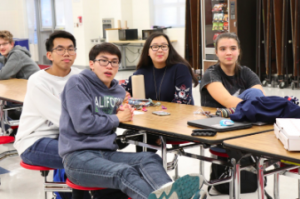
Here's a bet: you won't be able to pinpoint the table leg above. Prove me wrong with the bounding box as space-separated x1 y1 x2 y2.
199 145 204 176
231 158 240 199
273 162 280 199
298 168 300 199
141 130 147 152
159 136 167 171
121 45 127 70
0 100 5 135
229 167 234 199
257 158 265 199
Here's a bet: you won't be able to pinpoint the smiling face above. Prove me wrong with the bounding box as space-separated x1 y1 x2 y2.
46 37 76 73
0 38 14 57
148 36 169 68
89 52 119 88
215 38 240 69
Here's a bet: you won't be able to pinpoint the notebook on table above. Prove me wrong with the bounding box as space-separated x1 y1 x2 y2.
187 117 252 132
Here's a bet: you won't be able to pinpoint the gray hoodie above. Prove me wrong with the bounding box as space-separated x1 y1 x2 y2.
59 69 125 158
0 45 40 80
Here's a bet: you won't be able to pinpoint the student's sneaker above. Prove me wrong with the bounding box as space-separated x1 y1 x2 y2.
148 174 204 199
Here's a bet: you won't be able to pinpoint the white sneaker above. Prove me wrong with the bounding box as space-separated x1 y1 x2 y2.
148 174 204 199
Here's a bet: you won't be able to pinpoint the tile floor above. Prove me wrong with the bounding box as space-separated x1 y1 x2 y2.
0 70 300 199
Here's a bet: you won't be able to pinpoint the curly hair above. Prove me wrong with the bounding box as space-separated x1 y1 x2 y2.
0 30 14 43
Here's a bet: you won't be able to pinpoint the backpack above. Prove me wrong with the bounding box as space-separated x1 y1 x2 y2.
208 155 266 194
53 169 72 199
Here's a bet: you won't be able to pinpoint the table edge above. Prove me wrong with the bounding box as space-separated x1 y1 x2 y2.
223 139 300 164
119 124 273 145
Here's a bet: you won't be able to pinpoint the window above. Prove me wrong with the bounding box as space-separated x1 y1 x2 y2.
153 0 186 27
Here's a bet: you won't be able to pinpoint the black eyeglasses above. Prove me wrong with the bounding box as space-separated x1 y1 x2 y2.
52 47 77 55
150 44 169 51
94 59 119 68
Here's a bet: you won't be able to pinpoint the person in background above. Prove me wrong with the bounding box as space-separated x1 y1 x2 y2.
0 30 40 136
123 32 198 151
58 42 203 199
200 32 265 109
0 30 39 80
200 32 267 195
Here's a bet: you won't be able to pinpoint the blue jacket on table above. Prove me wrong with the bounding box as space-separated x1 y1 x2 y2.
125 63 194 105
230 96 300 123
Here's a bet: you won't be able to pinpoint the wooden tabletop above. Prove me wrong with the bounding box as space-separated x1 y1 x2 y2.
110 40 177 44
119 102 274 144
0 79 27 103
223 131 300 164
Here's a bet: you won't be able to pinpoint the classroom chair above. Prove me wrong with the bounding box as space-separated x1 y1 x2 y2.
66 179 104 199
165 140 190 180
209 148 274 199
0 135 17 185
209 147 229 159
0 136 17 162
21 161 132 199
20 161 71 199
66 179 132 199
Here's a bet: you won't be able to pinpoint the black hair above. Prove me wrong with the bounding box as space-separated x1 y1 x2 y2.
89 43 121 62
214 32 242 74
45 30 76 52
137 32 198 87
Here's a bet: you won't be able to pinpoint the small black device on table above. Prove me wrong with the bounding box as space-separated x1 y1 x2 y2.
191 129 217 136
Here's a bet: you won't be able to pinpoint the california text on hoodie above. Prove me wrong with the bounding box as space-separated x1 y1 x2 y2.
58 69 125 159
0 45 40 80
14 67 82 156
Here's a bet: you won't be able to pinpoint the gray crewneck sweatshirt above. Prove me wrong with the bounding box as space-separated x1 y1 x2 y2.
59 69 125 158
0 45 40 80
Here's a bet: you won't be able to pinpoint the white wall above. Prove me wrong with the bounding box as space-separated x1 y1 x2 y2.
99 0 122 38
164 27 185 57
0 0 28 39
120 0 133 29
132 0 153 38
0 0 186 67
72 0 101 66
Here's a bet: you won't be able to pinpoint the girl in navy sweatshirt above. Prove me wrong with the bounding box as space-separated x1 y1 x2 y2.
124 32 198 151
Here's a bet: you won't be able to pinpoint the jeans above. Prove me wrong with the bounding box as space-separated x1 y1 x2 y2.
238 88 264 101
21 138 64 169
63 150 172 199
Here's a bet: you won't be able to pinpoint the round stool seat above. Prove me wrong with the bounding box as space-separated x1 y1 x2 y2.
20 161 55 171
209 148 229 158
167 141 189 145
280 162 299 173
66 179 104 191
0 136 15 144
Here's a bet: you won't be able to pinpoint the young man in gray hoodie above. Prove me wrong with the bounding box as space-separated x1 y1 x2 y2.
58 43 203 199
0 30 40 80
0 30 40 136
